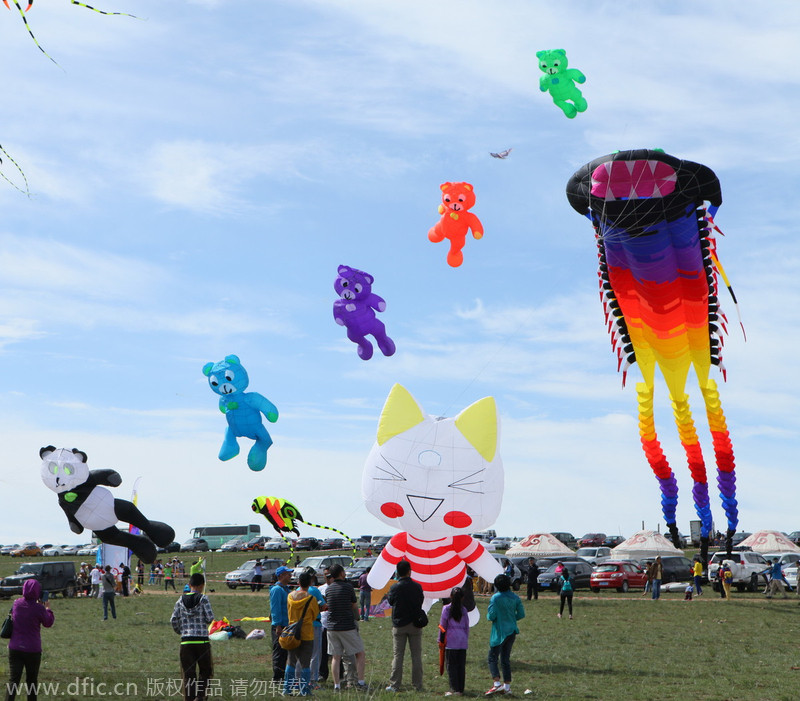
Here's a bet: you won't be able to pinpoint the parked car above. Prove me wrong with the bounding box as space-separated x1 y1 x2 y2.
220 537 249 552
730 532 752 547
371 536 392 552
641 556 694 584
353 536 373 550
180 538 210 552
708 550 769 591
320 538 345 550
0 544 20 556
549 532 578 550
225 558 285 589
345 557 378 585
293 555 353 582
489 538 512 551
602 535 625 548
537 561 594 591
295 537 321 551
787 531 800 545
242 537 270 551
76 544 98 557
0 561 78 599
590 561 648 593
157 542 181 553
263 537 290 551
492 555 523 591
575 546 612 566
577 533 607 548
41 545 74 557
10 543 41 558
471 530 497 543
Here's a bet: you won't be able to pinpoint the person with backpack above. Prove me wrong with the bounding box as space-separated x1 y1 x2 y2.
558 568 574 620
283 571 320 696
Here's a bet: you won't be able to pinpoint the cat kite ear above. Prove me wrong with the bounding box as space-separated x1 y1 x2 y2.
455 397 498 462
377 384 425 446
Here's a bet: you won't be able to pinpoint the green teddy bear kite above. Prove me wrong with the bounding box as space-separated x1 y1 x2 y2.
537 49 587 119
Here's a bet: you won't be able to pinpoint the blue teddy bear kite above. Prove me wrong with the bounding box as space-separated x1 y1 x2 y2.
202 355 278 471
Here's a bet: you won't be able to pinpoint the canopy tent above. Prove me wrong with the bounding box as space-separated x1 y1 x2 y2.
504 533 573 558
737 530 800 553
610 530 683 560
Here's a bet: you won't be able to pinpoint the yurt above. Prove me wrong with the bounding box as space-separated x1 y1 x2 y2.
610 530 683 560
737 530 800 553
504 533 573 558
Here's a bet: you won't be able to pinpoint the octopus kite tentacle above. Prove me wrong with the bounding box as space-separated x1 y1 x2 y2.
567 149 741 563
0 143 30 196
4 0 140 67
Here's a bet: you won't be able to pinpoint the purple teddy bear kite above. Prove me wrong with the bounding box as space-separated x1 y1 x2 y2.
333 265 396 360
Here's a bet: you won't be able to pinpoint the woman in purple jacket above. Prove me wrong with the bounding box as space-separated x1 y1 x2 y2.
438 586 469 696
6 579 55 701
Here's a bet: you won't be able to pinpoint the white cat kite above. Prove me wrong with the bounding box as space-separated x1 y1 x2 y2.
362 384 503 622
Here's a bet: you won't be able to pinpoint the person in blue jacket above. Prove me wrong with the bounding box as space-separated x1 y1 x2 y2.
485 574 525 696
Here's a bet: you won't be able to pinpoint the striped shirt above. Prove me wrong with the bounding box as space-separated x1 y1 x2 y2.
379 532 487 599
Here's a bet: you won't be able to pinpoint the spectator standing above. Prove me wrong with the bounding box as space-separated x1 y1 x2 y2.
651 557 663 600
358 568 372 622
101 566 117 621
439 586 469 696
722 563 733 599
715 562 727 598
269 566 292 682
485 573 525 696
136 560 145 587
164 561 177 592
557 569 574 620
5 579 54 701
325 564 367 692
251 560 264 593
190 557 205 578
526 558 539 602
385 560 425 693
90 565 102 598
284 571 321 696
642 560 654 597
692 557 703 596
171 572 215 701
305 569 327 690
149 563 156 585
120 563 131 597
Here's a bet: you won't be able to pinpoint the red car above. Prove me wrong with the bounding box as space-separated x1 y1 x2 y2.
577 533 606 547
590 561 648 593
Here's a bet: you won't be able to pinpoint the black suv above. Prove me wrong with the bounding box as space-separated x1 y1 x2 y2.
0 561 78 598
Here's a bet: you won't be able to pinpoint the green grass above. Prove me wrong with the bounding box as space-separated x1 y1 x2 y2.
2 553 800 700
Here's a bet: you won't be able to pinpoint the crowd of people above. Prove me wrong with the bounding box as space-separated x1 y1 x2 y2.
7 551 800 700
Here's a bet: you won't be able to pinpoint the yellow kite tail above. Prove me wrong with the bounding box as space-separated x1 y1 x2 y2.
710 250 745 342
298 520 357 559
0 144 31 196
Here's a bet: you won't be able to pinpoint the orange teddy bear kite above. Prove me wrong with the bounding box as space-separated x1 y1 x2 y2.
427 182 483 267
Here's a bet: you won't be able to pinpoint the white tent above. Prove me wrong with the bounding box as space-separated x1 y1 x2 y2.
504 533 573 558
610 530 683 560
737 530 800 553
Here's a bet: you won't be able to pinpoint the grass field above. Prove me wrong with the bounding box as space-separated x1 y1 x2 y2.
1 551 799 700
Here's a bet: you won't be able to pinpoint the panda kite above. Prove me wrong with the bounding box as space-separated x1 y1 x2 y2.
39 446 175 564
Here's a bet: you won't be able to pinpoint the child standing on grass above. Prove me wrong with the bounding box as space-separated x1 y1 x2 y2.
485 574 525 696
171 573 215 701
439 586 469 696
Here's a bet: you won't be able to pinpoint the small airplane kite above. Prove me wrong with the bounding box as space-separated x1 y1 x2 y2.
489 148 512 159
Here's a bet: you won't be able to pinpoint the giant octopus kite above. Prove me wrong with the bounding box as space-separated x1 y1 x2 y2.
567 149 741 561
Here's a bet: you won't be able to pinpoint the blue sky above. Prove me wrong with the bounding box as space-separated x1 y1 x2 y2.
1 0 799 547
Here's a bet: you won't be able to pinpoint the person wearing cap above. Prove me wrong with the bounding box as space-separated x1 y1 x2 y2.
270 565 292 681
